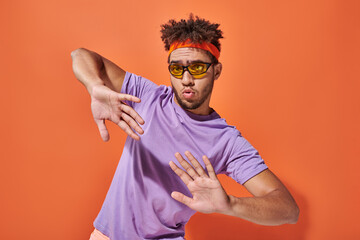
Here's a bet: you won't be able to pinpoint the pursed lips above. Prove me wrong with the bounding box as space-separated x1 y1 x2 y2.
182 88 196 99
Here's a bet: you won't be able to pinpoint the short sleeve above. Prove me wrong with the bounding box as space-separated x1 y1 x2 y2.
225 135 268 184
120 72 157 108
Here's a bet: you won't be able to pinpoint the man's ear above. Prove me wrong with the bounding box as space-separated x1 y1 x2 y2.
213 62 222 80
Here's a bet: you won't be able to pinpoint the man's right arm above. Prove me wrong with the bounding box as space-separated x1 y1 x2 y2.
71 48 144 141
71 48 126 94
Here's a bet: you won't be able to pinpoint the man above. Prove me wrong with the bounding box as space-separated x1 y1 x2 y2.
71 15 299 240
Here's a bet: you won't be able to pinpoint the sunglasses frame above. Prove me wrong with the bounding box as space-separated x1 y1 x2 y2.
168 62 212 78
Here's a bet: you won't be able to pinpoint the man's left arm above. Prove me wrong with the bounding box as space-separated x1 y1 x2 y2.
227 169 299 225
169 151 299 226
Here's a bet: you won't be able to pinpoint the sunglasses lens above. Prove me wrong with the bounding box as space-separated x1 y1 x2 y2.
188 63 208 75
169 64 183 76
169 63 211 78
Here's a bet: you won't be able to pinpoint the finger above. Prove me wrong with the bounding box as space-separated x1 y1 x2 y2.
175 152 199 179
171 191 193 207
119 104 145 125
95 119 110 142
184 151 207 177
169 161 192 185
118 93 141 103
202 155 217 179
119 111 144 134
117 120 140 141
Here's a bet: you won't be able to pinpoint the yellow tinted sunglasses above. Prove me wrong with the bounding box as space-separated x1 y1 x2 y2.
168 62 212 79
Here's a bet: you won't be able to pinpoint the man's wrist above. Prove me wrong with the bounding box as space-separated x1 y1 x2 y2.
217 195 238 216
87 80 105 96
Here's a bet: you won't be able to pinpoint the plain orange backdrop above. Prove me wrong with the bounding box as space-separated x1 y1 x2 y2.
1 0 359 239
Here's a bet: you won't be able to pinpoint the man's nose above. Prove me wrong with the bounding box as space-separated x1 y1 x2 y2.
181 70 194 86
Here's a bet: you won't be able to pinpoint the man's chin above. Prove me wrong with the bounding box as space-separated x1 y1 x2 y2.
173 91 201 110
178 99 200 110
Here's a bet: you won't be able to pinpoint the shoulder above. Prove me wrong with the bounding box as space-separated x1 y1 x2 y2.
122 72 158 92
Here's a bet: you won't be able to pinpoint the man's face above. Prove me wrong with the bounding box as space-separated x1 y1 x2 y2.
169 47 221 115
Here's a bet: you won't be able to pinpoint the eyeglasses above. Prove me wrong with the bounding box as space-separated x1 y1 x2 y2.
168 62 212 79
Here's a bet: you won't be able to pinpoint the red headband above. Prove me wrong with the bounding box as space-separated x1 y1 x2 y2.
168 39 220 60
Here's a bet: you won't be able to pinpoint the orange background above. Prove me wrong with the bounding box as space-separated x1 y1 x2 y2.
1 0 359 239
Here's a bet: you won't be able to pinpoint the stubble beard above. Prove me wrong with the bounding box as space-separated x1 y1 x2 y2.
172 79 214 111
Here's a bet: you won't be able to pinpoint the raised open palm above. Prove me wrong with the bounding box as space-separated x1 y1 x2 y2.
91 85 145 141
169 151 231 214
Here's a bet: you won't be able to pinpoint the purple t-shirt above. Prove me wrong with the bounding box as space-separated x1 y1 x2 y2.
94 72 268 240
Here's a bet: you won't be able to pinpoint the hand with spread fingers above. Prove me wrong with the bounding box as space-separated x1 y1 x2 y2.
169 151 231 214
91 85 145 142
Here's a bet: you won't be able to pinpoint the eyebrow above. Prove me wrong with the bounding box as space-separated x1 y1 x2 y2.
170 60 209 64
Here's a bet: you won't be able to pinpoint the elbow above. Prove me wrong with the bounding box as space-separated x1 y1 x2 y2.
287 203 300 224
71 47 88 59
270 203 299 226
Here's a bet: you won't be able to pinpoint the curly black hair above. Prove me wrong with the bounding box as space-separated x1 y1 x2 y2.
160 14 223 61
